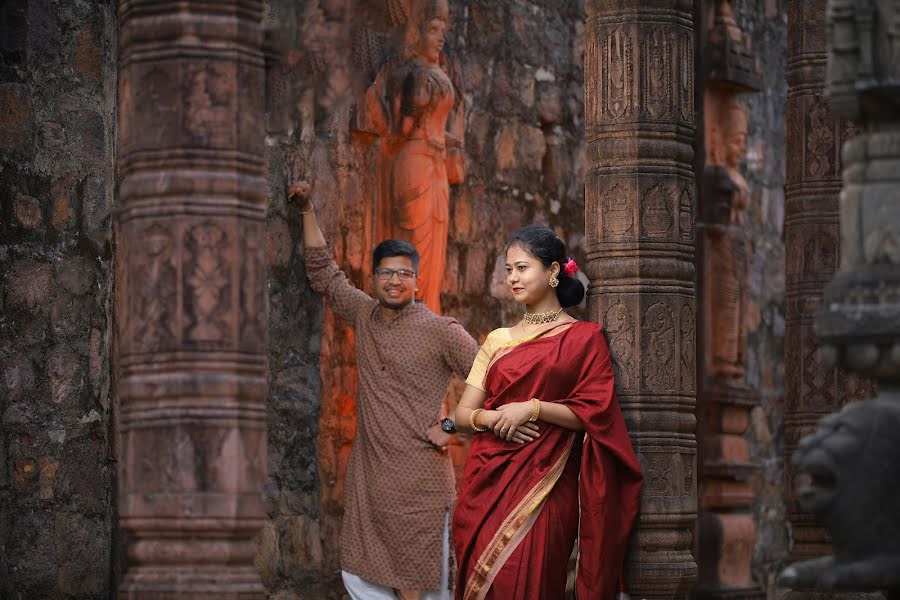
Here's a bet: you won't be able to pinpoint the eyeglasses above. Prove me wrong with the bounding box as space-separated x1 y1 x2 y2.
374 267 417 282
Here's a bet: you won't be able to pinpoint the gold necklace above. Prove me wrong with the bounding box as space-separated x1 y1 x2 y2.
523 307 564 325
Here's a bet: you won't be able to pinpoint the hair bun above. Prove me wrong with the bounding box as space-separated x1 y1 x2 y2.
556 272 584 308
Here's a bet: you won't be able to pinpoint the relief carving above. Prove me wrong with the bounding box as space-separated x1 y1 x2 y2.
703 94 751 380
605 301 636 391
641 182 674 238
602 182 634 238
354 0 463 313
135 224 177 353
605 28 633 120
240 223 265 351
680 304 695 393
642 301 676 392
641 28 672 119
679 30 694 122
185 63 235 147
679 187 694 241
806 97 836 178
184 223 231 346
802 230 838 279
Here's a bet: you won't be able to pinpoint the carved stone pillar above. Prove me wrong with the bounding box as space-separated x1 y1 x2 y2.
777 0 900 593
694 3 763 599
116 1 268 596
784 0 872 577
584 1 698 597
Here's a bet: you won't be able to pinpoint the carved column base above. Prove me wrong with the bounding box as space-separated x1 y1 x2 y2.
120 567 264 599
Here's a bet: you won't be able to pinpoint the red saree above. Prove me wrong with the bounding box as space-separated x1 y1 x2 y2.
453 321 643 600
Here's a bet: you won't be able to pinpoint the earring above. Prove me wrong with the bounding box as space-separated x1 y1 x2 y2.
549 275 559 288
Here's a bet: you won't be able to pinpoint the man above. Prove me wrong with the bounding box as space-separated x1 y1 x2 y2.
289 181 478 600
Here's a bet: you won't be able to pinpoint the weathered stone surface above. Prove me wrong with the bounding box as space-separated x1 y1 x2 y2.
695 6 764 597
0 2 116 598
115 0 269 596
583 1 698 596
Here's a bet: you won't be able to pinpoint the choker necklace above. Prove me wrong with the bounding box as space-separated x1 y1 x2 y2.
523 307 564 325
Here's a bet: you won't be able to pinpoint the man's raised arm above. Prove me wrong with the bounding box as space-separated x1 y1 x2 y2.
288 182 370 325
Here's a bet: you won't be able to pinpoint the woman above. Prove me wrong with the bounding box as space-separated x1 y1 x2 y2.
453 225 643 600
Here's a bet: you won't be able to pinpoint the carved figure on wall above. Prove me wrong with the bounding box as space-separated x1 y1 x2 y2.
703 95 751 379
355 0 465 313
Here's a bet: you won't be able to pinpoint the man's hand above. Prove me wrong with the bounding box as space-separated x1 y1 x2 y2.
287 181 313 213
426 423 452 451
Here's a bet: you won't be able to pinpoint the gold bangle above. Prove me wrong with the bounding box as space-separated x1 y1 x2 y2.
470 408 488 432
528 398 541 422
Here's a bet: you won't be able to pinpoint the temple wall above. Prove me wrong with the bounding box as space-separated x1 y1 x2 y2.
730 1 792 596
0 0 117 596
0 1 803 598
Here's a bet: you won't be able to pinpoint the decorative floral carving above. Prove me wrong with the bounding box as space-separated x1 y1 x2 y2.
642 301 676 391
605 28 633 120
680 303 695 394
184 223 231 346
605 301 636 391
641 28 672 119
806 98 835 178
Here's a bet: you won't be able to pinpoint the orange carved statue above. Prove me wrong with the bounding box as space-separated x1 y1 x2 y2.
355 0 464 313
703 95 750 378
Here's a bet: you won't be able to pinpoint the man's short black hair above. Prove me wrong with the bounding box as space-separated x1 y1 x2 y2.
372 239 420 272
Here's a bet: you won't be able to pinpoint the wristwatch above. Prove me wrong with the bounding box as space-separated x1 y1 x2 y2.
440 418 456 434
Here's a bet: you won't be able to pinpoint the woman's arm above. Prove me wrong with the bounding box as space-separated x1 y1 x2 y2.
455 385 539 443
532 401 584 431
493 399 584 441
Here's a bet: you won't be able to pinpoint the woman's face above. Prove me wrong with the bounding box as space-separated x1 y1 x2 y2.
505 243 557 306
418 17 447 64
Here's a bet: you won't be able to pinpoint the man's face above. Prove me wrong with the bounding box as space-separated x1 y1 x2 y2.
372 255 418 310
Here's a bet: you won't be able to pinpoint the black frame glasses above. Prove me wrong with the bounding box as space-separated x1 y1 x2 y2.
374 267 417 282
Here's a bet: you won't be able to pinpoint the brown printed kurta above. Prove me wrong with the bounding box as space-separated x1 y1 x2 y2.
304 246 478 591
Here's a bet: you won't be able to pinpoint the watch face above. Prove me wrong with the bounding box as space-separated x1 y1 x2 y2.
441 418 456 433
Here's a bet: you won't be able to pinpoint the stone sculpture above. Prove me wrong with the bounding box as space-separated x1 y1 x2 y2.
695 11 761 594
355 0 464 313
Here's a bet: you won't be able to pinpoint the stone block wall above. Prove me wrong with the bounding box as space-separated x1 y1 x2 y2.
732 0 791 596
0 0 117 597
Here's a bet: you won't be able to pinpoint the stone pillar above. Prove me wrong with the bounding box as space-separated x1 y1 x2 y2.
783 0 872 575
584 1 698 597
115 1 268 596
777 0 900 593
694 3 763 599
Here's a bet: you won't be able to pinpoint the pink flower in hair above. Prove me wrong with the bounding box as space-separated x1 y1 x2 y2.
563 257 579 276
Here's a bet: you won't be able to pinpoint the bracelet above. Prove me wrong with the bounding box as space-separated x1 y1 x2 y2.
528 398 541 422
470 408 488 432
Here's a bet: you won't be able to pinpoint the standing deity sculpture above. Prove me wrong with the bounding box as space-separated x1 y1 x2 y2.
354 0 464 313
703 95 751 379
